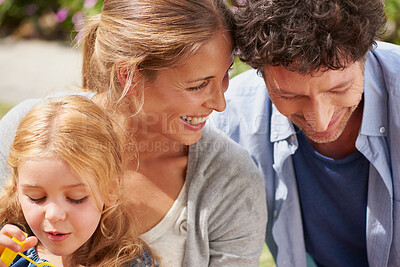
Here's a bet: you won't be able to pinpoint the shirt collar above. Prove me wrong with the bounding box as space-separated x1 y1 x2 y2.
359 51 388 137
270 104 296 142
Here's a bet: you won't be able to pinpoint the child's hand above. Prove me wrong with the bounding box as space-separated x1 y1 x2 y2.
0 224 38 260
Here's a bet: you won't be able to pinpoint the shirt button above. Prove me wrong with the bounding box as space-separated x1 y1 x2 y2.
379 127 386 134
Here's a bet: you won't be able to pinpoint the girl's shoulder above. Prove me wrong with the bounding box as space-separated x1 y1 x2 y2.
130 246 159 267
9 247 46 267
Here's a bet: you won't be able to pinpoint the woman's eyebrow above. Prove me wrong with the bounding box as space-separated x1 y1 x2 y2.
187 76 215 83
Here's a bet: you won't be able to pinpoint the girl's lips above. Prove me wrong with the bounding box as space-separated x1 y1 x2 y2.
45 232 71 242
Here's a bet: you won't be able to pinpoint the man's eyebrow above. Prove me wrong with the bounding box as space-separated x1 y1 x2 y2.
328 80 353 91
269 86 297 95
269 79 353 95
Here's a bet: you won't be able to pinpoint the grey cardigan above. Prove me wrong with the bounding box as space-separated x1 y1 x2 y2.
0 92 267 266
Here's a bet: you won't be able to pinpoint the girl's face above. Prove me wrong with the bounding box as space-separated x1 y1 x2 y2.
17 157 103 258
136 30 234 145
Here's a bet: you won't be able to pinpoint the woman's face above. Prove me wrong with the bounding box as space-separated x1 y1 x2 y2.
136 31 234 146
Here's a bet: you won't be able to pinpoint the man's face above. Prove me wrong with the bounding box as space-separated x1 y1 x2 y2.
263 62 364 143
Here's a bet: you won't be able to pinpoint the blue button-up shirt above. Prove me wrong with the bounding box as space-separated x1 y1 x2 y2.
211 41 400 266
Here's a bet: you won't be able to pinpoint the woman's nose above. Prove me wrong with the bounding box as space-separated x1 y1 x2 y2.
204 80 228 112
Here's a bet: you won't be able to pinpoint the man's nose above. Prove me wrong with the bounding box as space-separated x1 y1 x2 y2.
303 97 334 132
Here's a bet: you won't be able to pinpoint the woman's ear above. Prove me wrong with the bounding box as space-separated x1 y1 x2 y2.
116 61 141 95
116 61 129 88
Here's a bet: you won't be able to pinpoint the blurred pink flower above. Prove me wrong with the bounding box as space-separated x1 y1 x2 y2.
26 4 38 16
84 0 98 9
231 0 245 13
56 8 69 22
72 11 85 27
0 0 4 5
72 12 87 41
75 29 84 41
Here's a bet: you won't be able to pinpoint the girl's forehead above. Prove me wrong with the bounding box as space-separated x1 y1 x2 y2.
17 158 88 187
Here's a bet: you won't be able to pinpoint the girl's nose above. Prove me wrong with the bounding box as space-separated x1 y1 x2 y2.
45 203 67 223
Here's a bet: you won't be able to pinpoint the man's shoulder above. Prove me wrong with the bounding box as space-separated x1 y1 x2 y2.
227 69 267 97
212 69 272 135
369 41 400 77
374 41 400 55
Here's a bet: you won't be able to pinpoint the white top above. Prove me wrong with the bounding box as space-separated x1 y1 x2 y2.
141 182 187 267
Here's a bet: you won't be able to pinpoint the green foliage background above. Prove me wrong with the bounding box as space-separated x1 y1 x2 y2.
0 0 399 44
0 1 399 266
0 0 103 40
385 0 400 44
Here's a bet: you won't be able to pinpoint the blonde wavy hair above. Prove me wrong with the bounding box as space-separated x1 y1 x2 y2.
0 95 155 266
80 0 235 110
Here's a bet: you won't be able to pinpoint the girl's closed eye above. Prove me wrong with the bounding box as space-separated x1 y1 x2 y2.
28 196 46 204
67 196 88 204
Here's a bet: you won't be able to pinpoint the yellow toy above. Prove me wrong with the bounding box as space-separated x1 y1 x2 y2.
0 233 55 267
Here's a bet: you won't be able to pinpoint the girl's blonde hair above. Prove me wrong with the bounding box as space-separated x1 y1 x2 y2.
0 95 155 266
80 0 235 110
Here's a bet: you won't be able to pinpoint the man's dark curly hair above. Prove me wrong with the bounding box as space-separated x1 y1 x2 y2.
233 0 387 74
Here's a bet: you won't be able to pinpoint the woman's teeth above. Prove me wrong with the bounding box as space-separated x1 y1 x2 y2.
180 115 209 125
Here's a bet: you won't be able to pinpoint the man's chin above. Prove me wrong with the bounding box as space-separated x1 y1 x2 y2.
294 121 344 144
303 130 342 144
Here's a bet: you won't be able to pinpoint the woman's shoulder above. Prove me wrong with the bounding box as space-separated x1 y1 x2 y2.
0 90 96 133
188 124 264 192
194 124 259 170
187 124 267 231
